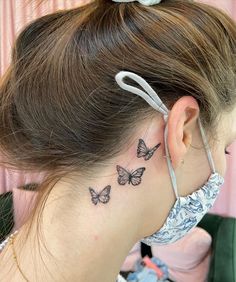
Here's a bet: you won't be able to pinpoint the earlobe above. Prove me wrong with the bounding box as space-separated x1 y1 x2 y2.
166 96 199 168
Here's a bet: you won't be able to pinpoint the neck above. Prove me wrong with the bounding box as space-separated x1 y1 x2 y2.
15 167 145 282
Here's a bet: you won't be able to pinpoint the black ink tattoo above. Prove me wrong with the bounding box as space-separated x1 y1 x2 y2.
137 139 161 161
116 165 146 186
17 183 39 191
89 185 111 205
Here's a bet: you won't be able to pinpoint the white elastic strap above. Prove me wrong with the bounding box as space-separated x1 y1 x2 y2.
164 124 179 198
197 118 216 173
115 71 169 116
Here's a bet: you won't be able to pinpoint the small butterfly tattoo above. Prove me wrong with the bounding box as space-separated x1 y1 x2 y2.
17 183 39 191
137 139 161 161
116 165 146 186
89 185 111 205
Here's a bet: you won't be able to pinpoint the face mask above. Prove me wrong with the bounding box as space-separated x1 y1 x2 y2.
115 71 225 246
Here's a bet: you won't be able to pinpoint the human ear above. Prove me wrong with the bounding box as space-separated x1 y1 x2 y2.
167 96 199 168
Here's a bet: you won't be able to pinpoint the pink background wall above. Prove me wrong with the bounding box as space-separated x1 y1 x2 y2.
0 0 235 225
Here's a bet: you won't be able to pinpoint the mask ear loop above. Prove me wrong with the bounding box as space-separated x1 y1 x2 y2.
115 71 169 115
197 118 216 173
115 71 179 199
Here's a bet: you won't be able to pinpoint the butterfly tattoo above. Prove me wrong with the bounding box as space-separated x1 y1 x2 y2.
17 183 39 191
116 165 146 186
137 139 161 161
89 185 111 205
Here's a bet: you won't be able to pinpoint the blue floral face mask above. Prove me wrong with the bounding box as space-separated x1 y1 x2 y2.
115 71 225 246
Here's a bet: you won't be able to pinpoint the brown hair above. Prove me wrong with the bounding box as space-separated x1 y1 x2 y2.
0 0 236 271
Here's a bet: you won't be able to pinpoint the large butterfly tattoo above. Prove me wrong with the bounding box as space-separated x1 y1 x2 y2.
116 165 146 186
137 139 161 161
89 185 111 205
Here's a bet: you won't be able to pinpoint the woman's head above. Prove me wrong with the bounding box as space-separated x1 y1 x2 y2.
0 0 236 241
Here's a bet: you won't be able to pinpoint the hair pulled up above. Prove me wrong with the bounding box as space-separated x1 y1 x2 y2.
0 0 236 257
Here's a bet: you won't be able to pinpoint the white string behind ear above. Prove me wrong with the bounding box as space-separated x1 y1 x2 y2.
115 71 169 120
197 118 216 173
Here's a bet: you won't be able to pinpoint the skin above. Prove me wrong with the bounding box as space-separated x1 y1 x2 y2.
0 96 236 282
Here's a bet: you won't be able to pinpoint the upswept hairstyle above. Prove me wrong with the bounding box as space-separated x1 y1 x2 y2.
0 0 236 270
